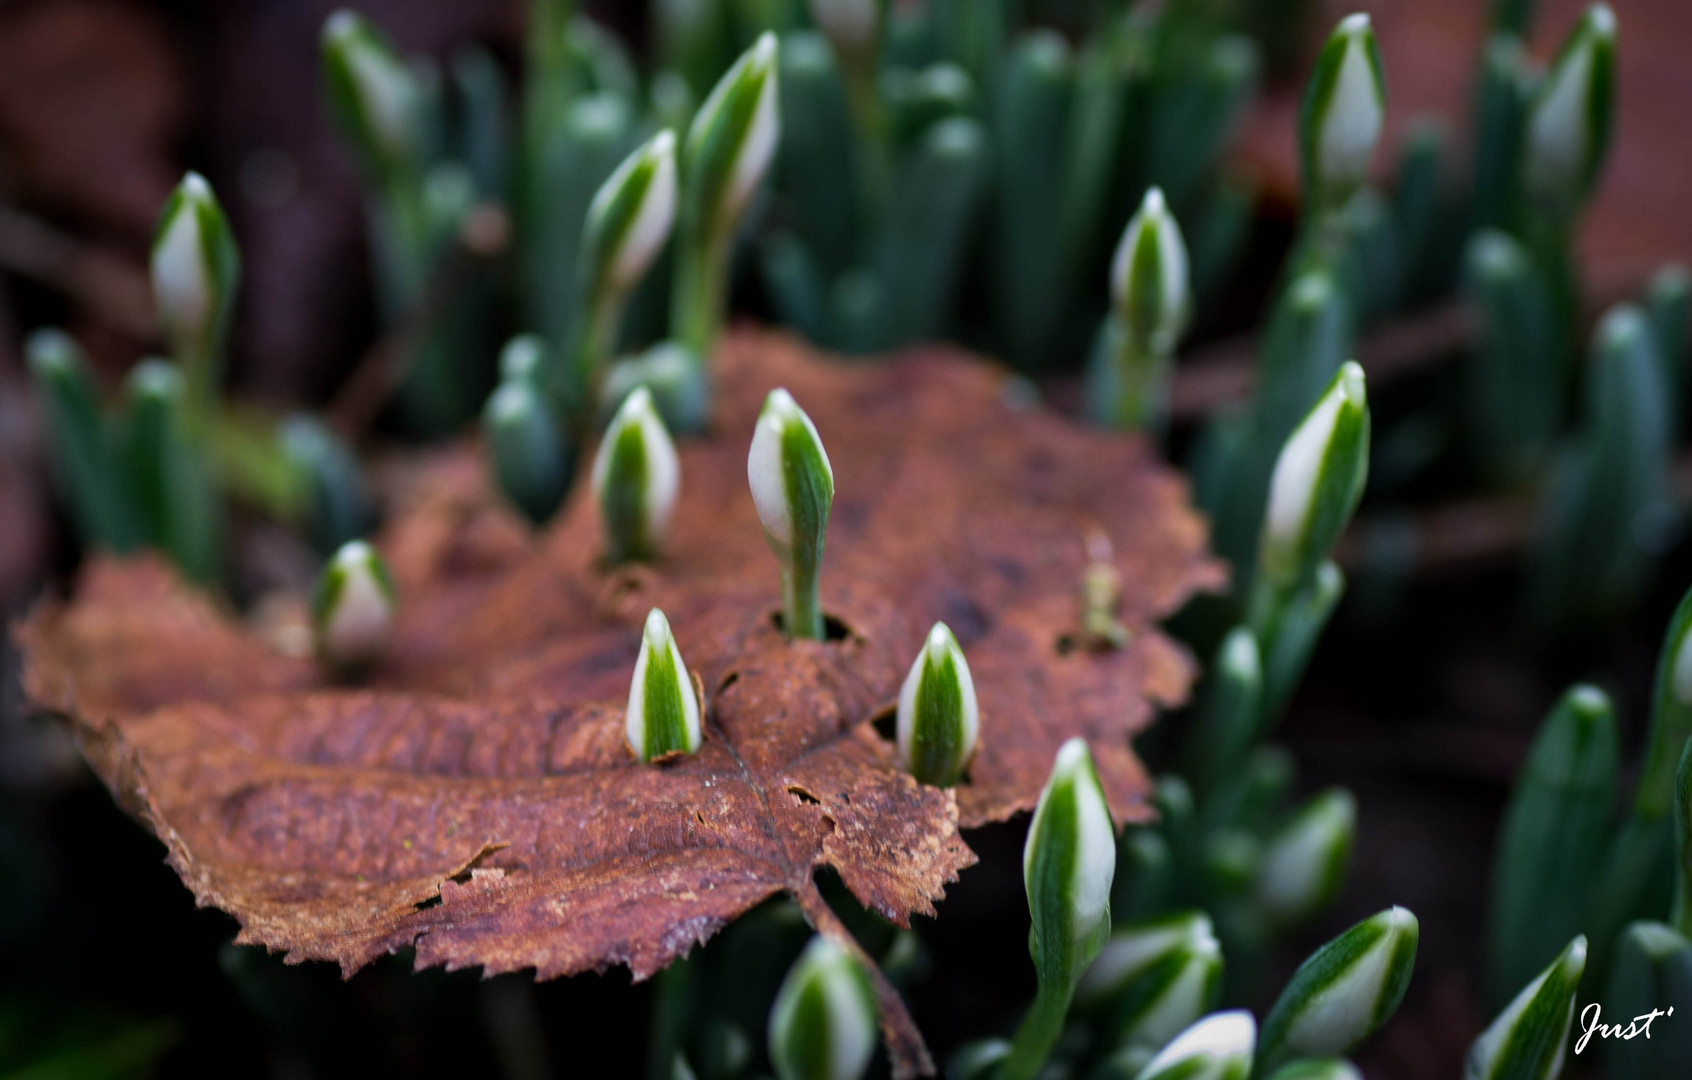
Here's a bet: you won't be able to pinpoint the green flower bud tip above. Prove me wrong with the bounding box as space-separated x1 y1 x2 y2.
768 935 877 1080
1110 188 1190 355
1134 1011 1254 1080
1524 4 1616 211
896 622 978 787
586 130 678 300
1259 907 1418 1069
625 607 702 762
1078 912 1222 1053
1300 13 1386 204
1254 789 1357 926
1265 1061 1362 1080
151 172 237 365
689 32 781 240
1077 911 1216 1007
1464 936 1587 1080
312 540 396 676
593 387 680 563
1025 738 1116 982
498 334 547 385
748 389 834 638
322 10 419 177
808 0 879 55
1261 362 1370 590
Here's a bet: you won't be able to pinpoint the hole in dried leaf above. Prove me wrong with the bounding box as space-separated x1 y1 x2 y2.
869 702 897 744
769 610 856 643
787 785 822 806
1055 633 1078 656
716 670 741 694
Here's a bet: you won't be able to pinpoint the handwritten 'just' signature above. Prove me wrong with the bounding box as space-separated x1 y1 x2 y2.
1575 1002 1676 1054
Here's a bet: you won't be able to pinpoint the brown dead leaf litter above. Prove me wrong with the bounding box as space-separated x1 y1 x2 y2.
17 328 1223 1076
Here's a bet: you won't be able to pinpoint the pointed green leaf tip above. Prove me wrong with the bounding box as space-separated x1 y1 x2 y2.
150 172 240 379
685 31 781 243
1523 4 1616 215
1110 187 1190 356
896 622 978 787
311 540 396 677
593 387 680 564
1298 13 1386 208
1258 906 1419 1070
1075 911 1223 1055
1465 936 1587 1080
583 129 679 305
1025 738 1116 991
1260 362 1370 593
768 935 877 1080
1133 1010 1255 1080
748 388 834 639
625 608 702 762
320 10 420 187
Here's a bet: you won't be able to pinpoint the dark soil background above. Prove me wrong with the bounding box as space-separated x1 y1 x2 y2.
3 1 1691 1078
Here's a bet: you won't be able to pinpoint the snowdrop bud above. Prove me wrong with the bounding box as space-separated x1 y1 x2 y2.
1134 1011 1255 1080
1298 14 1386 208
896 622 979 787
1079 912 1222 1054
625 608 703 762
1254 789 1357 928
767 936 878 1080
686 32 781 242
1260 362 1370 593
1523 4 1616 215
583 130 679 303
312 540 396 677
151 173 240 373
485 380 571 527
1464 936 1586 1080
808 0 880 57
321 10 421 185
593 388 680 563
1025 739 1117 991
1265 1062 1363 1080
1110 188 1190 355
1258 907 1419 1070
748 389 834 639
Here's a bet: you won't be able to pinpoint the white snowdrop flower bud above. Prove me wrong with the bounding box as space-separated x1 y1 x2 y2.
150 172 239 380
321 10 421 183
748 388 834 639
1135 1010 1256 1080
1522 4 1616 215
768 935 878 1080
1464 936 1587 1080
1025 738 1117 991
1254 788 1357 928
593 387 680 564
312 540 396 677
1298 14 1385 207
584 130 679 302
896 622 979 787
1260 362 1370 592
625 607 703 762
1110 187 1190 355
688 32 781 241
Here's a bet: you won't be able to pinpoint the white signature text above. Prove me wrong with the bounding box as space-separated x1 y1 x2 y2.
1575 1002 1675 1054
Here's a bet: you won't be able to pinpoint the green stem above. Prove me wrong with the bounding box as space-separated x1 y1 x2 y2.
782 559 824 640
998 980 1072 1080
645 955 698 1080
1108 333 1168 432
671 226 728 360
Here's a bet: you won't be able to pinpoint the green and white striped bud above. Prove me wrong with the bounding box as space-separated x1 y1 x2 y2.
151 173 240 416
1026 738 1116 989
583 130 679 308
312 540 396 677
625 608 702 762
748 389 834 640
485 380 572 527
1265 1061 1362 1080
1259 362 1370 596
1110 188 1190 356
1522 4 1616 217
1077 912 1223 1055
895 622 978 787
1258 906 1419 1070
1298 14 1386 210
593 387 680 564
767 935 877 1080
1464 936 1586 1080
1134 1011 1255 1080
321 10 421 187
1254 788 1357 928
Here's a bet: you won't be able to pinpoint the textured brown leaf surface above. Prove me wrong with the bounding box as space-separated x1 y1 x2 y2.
18 329 1222 1076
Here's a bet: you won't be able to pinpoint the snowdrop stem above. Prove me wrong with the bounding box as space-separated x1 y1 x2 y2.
671 226 728 361
782 559 825 641
998 980 1070 1080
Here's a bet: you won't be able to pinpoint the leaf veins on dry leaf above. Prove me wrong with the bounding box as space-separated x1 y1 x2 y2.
18 329 1223 1076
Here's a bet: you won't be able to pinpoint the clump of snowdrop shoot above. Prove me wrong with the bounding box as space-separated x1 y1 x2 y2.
150 172 240 422
896 622 978 787
767 935 878 1080
624 608 702 763
1001 738 1116 1080
1298 14 1386 211
1134 1010 1255 1080
748 388 834 640
593 387 680 564
1088 187 1189 431
312 540 396 678
1256 906 1419 1070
